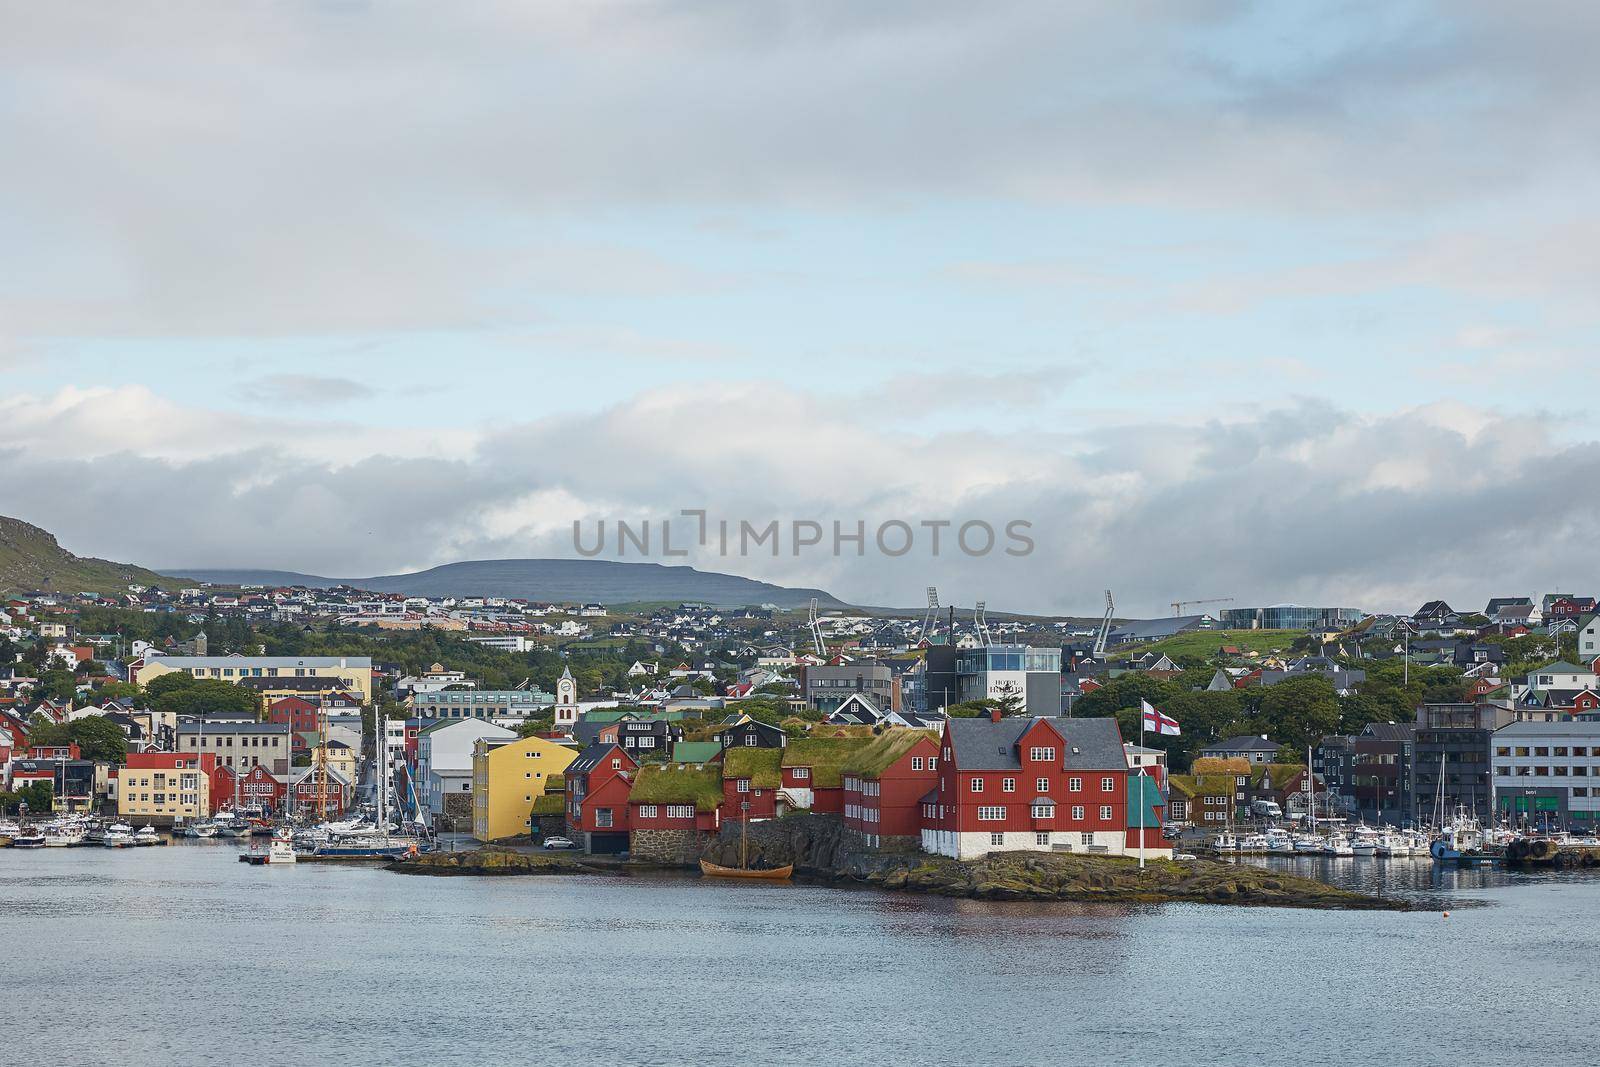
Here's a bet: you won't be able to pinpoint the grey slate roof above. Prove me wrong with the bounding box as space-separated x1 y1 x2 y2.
947 716 1126 772
566 741 620 776
1201 734 1283 755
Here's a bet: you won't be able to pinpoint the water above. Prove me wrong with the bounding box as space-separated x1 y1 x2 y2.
5 842 1594 1066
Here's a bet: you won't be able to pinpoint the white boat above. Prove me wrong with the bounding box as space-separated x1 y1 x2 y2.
1264 827 1294 852
1213 830 1239 852
1292 834 1323 853
43 826 85 847
103 822 136 848
1349 828 1380 856
1374 831 1408 857
134 825 160 846
1238 833 1269 852
1324 832 1354 857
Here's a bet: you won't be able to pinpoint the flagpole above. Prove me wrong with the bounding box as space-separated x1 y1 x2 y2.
1138 701 1146 871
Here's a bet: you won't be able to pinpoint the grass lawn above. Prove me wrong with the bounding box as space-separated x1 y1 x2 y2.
1135 628 1303 660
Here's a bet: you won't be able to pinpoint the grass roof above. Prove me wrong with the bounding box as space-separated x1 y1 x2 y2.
1255 763 1306 790
628 763 724 812
1166 774 1198 798
840 729 940 778
782 736 870 788
530 792 566 816
722 747 781 788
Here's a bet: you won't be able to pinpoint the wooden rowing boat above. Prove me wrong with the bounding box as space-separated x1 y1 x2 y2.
700 859 793 880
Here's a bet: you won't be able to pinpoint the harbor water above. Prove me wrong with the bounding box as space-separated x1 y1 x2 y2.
5 842 1596 1066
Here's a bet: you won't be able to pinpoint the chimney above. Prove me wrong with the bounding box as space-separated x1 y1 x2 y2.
989 706 1003 724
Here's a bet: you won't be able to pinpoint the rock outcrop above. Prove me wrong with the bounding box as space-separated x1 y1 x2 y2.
703 815 1408 910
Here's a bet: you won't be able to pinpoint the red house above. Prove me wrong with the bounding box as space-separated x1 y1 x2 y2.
779 732 870 815
565 742 638 854
626 763 721 842
840 731 941 847
289 766 351 815
919 712 1169 861
720 748 780 822
238 764 286 813
267 696 321 750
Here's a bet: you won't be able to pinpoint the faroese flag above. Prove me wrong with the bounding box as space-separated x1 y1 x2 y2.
1140 699 1181 736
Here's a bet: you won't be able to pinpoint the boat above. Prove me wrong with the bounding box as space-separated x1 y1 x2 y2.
241 828 298 865
698 807 793 880
1349 827 1380 856
1292 834 1324 853
103 823 136 848
1264 827 1294 852
699 859 794 880
12 832 46 848
1323 832 1354 857
1237 833 1269 852
1213 830 1239 853
133 825 160 846
43 825 86 847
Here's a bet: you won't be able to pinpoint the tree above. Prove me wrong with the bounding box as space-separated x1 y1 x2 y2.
945 700 996 718
92 680 145 707
147 676 259 719
36 669 78 703
1256 676 1341 752
23 715 129 764
689 676 716 696
991 681 1025 717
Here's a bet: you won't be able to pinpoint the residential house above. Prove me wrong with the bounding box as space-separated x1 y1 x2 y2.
1197 735 1284 765
840 730 941 848
565 742 638 854
118 752 218 823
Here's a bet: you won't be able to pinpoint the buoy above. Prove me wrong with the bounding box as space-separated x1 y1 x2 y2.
1442 911 1450 918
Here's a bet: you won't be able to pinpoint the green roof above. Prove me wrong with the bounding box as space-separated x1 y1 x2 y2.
1251 763 1305 790
628 763 723 812
839 729 940 778
722 747 781 788
1126 774 1165 828
671 741 723 764
781 736 868 789
530 792 566 816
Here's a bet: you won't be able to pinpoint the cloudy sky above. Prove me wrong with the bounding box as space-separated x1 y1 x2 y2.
2 1 1596 616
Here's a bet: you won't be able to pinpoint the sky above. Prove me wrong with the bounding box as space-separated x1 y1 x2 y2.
1 1 1597 616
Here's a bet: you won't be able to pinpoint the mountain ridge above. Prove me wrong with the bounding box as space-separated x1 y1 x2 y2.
170 558 846 609
0 516 177 596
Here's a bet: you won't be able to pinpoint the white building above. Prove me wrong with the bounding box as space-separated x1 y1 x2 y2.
1492 719 1600 828
416 718 516 815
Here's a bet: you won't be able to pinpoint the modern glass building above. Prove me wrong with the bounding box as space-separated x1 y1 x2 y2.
956 644 1063 715
1221 605 1364 631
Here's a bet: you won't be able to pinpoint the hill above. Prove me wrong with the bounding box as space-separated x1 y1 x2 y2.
170 558 845 609
0 516 176 597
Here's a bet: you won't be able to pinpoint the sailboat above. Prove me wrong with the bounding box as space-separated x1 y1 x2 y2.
699 807 792 880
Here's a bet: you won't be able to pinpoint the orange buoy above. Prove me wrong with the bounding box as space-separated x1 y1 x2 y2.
1442 911 1451 918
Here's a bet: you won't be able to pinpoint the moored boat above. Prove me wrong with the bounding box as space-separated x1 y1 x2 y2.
699 859 794 880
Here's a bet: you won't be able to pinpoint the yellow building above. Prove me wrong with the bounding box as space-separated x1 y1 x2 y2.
309 741 358 783
471 735 578 842
133 656 374 702
118 754 212 822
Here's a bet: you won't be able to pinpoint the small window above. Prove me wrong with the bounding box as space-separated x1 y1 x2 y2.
971 778 984 793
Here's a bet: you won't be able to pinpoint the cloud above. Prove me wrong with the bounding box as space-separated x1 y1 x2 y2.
0 383 1592 617
2 3 1597 338
241 374 376 405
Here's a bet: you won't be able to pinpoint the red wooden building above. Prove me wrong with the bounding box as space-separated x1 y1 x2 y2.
919 711 1169 861
720 748 780 822
840 731 941 847
237 764 286 813
565 742 638 854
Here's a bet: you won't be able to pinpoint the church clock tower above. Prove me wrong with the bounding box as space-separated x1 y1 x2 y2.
555 666 578 728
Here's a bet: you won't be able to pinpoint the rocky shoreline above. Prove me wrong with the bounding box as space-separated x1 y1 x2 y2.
390 816 1408 910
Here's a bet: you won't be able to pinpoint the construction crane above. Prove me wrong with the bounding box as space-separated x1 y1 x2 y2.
919 586 940 643
1092 590 1114 658
974 600 993 646
807 597 827 658
1171 596 1234 617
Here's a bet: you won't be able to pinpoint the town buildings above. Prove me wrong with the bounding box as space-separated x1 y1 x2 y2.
417 718 515 820
134 655 374 701
1413 702 1515 824
117 751 217 823
176 721 292 775
955 644 1063 715
1491 719 1600 829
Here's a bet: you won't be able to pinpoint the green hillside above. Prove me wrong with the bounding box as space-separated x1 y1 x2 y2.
1136 628 1304 660
0 516 175 596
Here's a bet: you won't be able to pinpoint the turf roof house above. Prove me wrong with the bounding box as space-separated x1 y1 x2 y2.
840 730 941 849
920 712 1170 861
779 734 868 814
722 747 781 821
627 762 722 859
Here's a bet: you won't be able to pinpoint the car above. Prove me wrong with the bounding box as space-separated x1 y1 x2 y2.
542 836 576 850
